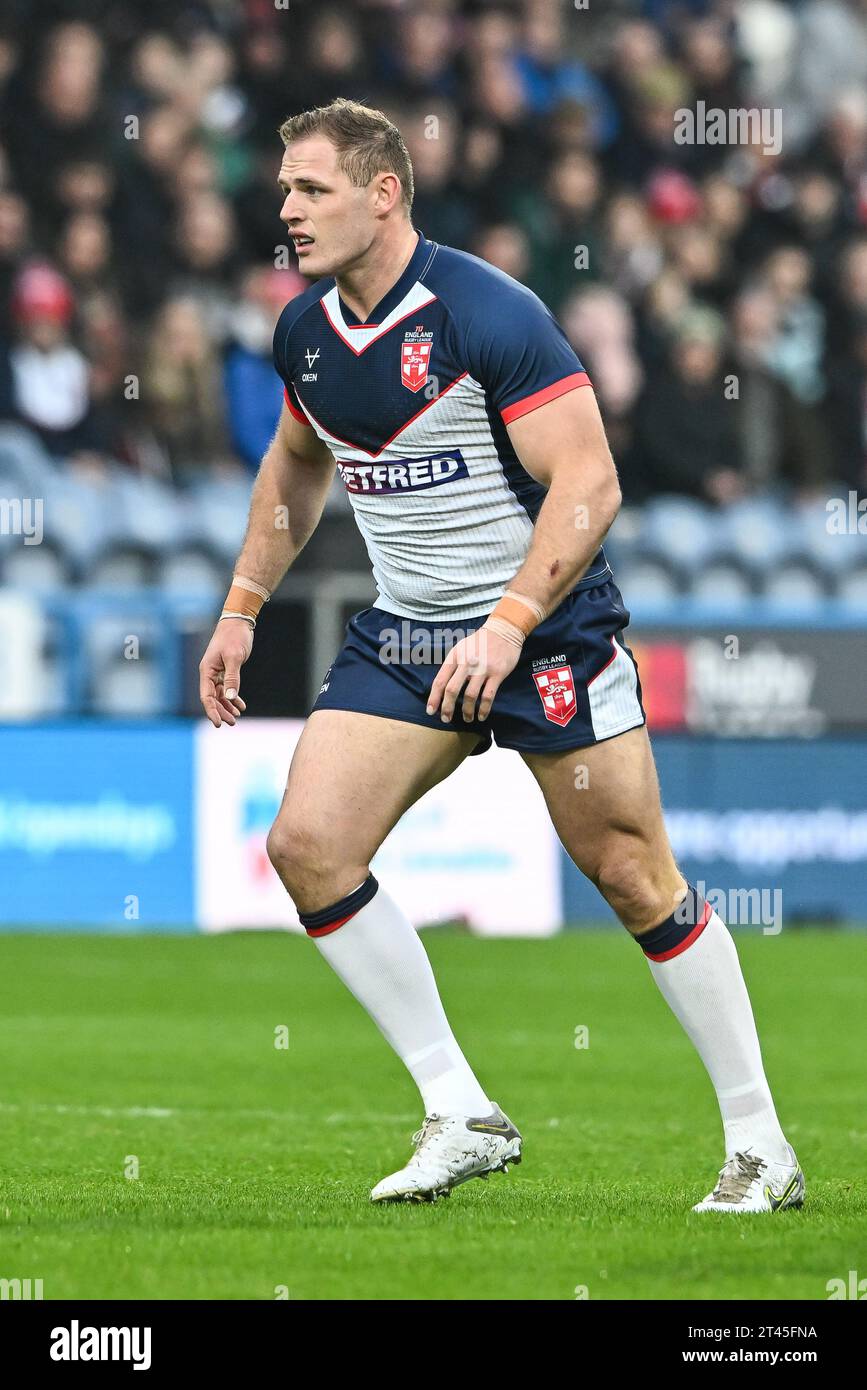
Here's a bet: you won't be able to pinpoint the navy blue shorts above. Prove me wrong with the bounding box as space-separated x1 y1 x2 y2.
312 579 646 755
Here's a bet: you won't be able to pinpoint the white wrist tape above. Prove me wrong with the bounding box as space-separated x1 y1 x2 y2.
220 611 256 629
232 575 271 602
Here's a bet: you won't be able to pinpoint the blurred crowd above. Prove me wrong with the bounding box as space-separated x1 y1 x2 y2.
1 0 867 505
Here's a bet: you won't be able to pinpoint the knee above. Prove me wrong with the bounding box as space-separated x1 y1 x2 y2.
265 817 301 887
592 839 667 930
266 813 367 907
266 816 329 895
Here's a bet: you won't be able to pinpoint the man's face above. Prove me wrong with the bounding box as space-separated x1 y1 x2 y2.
278 134 377 279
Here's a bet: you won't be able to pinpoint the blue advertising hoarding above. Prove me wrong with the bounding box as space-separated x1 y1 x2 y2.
0 725 864 929
562 738 867 926
0 724 194 928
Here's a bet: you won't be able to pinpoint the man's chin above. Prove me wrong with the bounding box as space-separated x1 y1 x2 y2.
296 251 331 279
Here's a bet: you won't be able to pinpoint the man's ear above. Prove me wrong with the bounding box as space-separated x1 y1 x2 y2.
374 171 403 215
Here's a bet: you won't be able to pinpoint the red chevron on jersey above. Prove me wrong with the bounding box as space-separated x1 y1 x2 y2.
401 326 433 392
532 662 577 727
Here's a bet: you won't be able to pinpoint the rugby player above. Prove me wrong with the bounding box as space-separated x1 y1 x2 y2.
199 100 803 1213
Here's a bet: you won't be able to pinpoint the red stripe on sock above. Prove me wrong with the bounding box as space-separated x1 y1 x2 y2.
304 912 356 938
644 900 712 962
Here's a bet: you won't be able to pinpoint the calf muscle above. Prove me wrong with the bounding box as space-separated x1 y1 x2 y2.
523 726 685 933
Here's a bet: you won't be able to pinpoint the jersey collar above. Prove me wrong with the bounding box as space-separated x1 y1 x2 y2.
336 229 435 328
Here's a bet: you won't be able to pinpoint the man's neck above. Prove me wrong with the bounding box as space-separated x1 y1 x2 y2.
335 222 420 323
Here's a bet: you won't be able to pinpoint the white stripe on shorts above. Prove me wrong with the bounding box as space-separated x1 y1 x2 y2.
587 636 644 741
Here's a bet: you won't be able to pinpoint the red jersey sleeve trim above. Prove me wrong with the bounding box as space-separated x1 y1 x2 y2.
500 371 592 425
283 386 311 425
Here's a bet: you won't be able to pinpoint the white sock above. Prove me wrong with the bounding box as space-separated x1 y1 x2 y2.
312 884 491 1118
647 911 790 1163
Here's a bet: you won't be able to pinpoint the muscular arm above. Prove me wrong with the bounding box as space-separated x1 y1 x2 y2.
504 385 621 612
428 385 621 724
234 403 336 591
199 404 334 727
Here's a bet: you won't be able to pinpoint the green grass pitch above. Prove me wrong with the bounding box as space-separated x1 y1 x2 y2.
0 928 864 1301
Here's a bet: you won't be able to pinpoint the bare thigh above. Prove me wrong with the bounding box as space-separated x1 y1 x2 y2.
522 725 686 934
267 709 480 913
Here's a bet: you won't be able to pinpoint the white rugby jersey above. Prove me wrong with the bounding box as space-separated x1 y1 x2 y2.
273 231 610 620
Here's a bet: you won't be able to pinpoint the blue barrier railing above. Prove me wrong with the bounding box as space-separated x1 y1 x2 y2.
15 589 219 715
6 586 867 718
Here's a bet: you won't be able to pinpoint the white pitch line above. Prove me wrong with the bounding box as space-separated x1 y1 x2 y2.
0 1101 417 1124
0 1101 180 1119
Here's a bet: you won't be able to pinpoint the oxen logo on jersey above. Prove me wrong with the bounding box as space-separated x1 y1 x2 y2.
337 450 469 495
401 325 434 393
532 660 578 727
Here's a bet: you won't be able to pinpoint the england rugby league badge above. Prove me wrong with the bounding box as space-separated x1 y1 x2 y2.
532 656 578 727
400 325 433 393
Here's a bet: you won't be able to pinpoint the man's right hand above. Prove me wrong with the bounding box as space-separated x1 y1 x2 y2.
199 619 254 728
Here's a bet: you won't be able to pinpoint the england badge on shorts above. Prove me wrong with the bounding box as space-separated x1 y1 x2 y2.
532 660 577 727
401 326 433 393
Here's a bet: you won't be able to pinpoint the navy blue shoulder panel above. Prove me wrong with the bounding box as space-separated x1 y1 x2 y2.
272 277 334 393
420 244 587 420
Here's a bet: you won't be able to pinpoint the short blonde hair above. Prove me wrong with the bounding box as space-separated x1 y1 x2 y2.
279 98 414 212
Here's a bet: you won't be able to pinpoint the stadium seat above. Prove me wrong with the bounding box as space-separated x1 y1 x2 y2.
602 505 644 571
36 473 121 569
0 423 58 495
156 546 229 596
836 564 867 610
761 561 829 610
180 477 254 565
109 471 186 553
82 544 157 589
90 654 163 716
0 538 70 592
688 560 758 605
717 497 794 571
82 609 161 665
793 497 867 577
611 556 685 604
640 496 723 566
